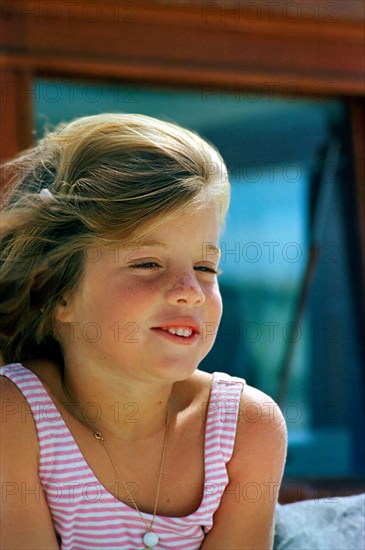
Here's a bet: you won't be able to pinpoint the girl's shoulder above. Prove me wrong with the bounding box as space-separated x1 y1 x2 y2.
193 372 287 465
0 364 41 474
20 358 65 401
173 370 247 425
0 359 63 446
0 365 62 549
188 372 283 434
1 359 67 414
230 383 288 471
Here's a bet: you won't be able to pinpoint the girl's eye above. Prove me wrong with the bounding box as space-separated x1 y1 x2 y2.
129 263 222 275
195 266 221 275
130 262 161 269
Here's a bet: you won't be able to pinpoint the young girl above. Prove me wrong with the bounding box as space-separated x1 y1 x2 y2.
0 113 287 549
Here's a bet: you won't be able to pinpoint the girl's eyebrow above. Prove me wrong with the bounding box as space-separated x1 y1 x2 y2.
202 243 221 256
136 240 167 248
135 240 221 255
122 240 221 257
119 240 166 251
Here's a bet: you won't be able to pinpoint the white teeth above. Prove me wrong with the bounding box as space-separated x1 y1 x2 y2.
164 327 193 337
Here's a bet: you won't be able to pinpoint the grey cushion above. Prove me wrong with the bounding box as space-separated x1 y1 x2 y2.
274 493 365 550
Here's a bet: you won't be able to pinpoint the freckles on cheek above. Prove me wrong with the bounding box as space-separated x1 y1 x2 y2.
115 281 156 308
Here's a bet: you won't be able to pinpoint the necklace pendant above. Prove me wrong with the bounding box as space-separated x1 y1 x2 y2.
142 530 159 547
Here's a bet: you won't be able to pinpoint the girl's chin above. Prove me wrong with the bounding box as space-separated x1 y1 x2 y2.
149 359 201 381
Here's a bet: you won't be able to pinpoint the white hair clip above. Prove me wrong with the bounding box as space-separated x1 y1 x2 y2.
39 188 58 204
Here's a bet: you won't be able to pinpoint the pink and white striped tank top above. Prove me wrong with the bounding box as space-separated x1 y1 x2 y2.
0 363 245 550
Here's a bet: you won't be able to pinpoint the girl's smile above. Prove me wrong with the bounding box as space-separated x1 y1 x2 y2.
150 325 200 345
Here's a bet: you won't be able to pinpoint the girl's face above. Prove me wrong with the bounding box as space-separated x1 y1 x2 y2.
56 205 223 383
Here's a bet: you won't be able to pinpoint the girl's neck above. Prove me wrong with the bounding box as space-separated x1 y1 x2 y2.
60 362 180 442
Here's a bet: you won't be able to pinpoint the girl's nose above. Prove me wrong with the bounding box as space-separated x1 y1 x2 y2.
165 272 205 306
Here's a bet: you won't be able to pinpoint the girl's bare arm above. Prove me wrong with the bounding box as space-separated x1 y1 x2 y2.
200 386 287 549
0 377 60 549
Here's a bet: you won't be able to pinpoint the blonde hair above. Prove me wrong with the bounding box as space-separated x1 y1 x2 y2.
0 113 229 364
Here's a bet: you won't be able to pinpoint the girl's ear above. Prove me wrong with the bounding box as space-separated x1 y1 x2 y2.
54 296 72 323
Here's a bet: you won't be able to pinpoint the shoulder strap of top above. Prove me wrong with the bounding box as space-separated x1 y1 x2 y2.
206 371 246 463
2 362 42 392
1 362 54 402
0 363 83 486
0 362 65 432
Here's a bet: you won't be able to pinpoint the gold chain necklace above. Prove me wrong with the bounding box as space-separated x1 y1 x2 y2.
62 379 169 550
